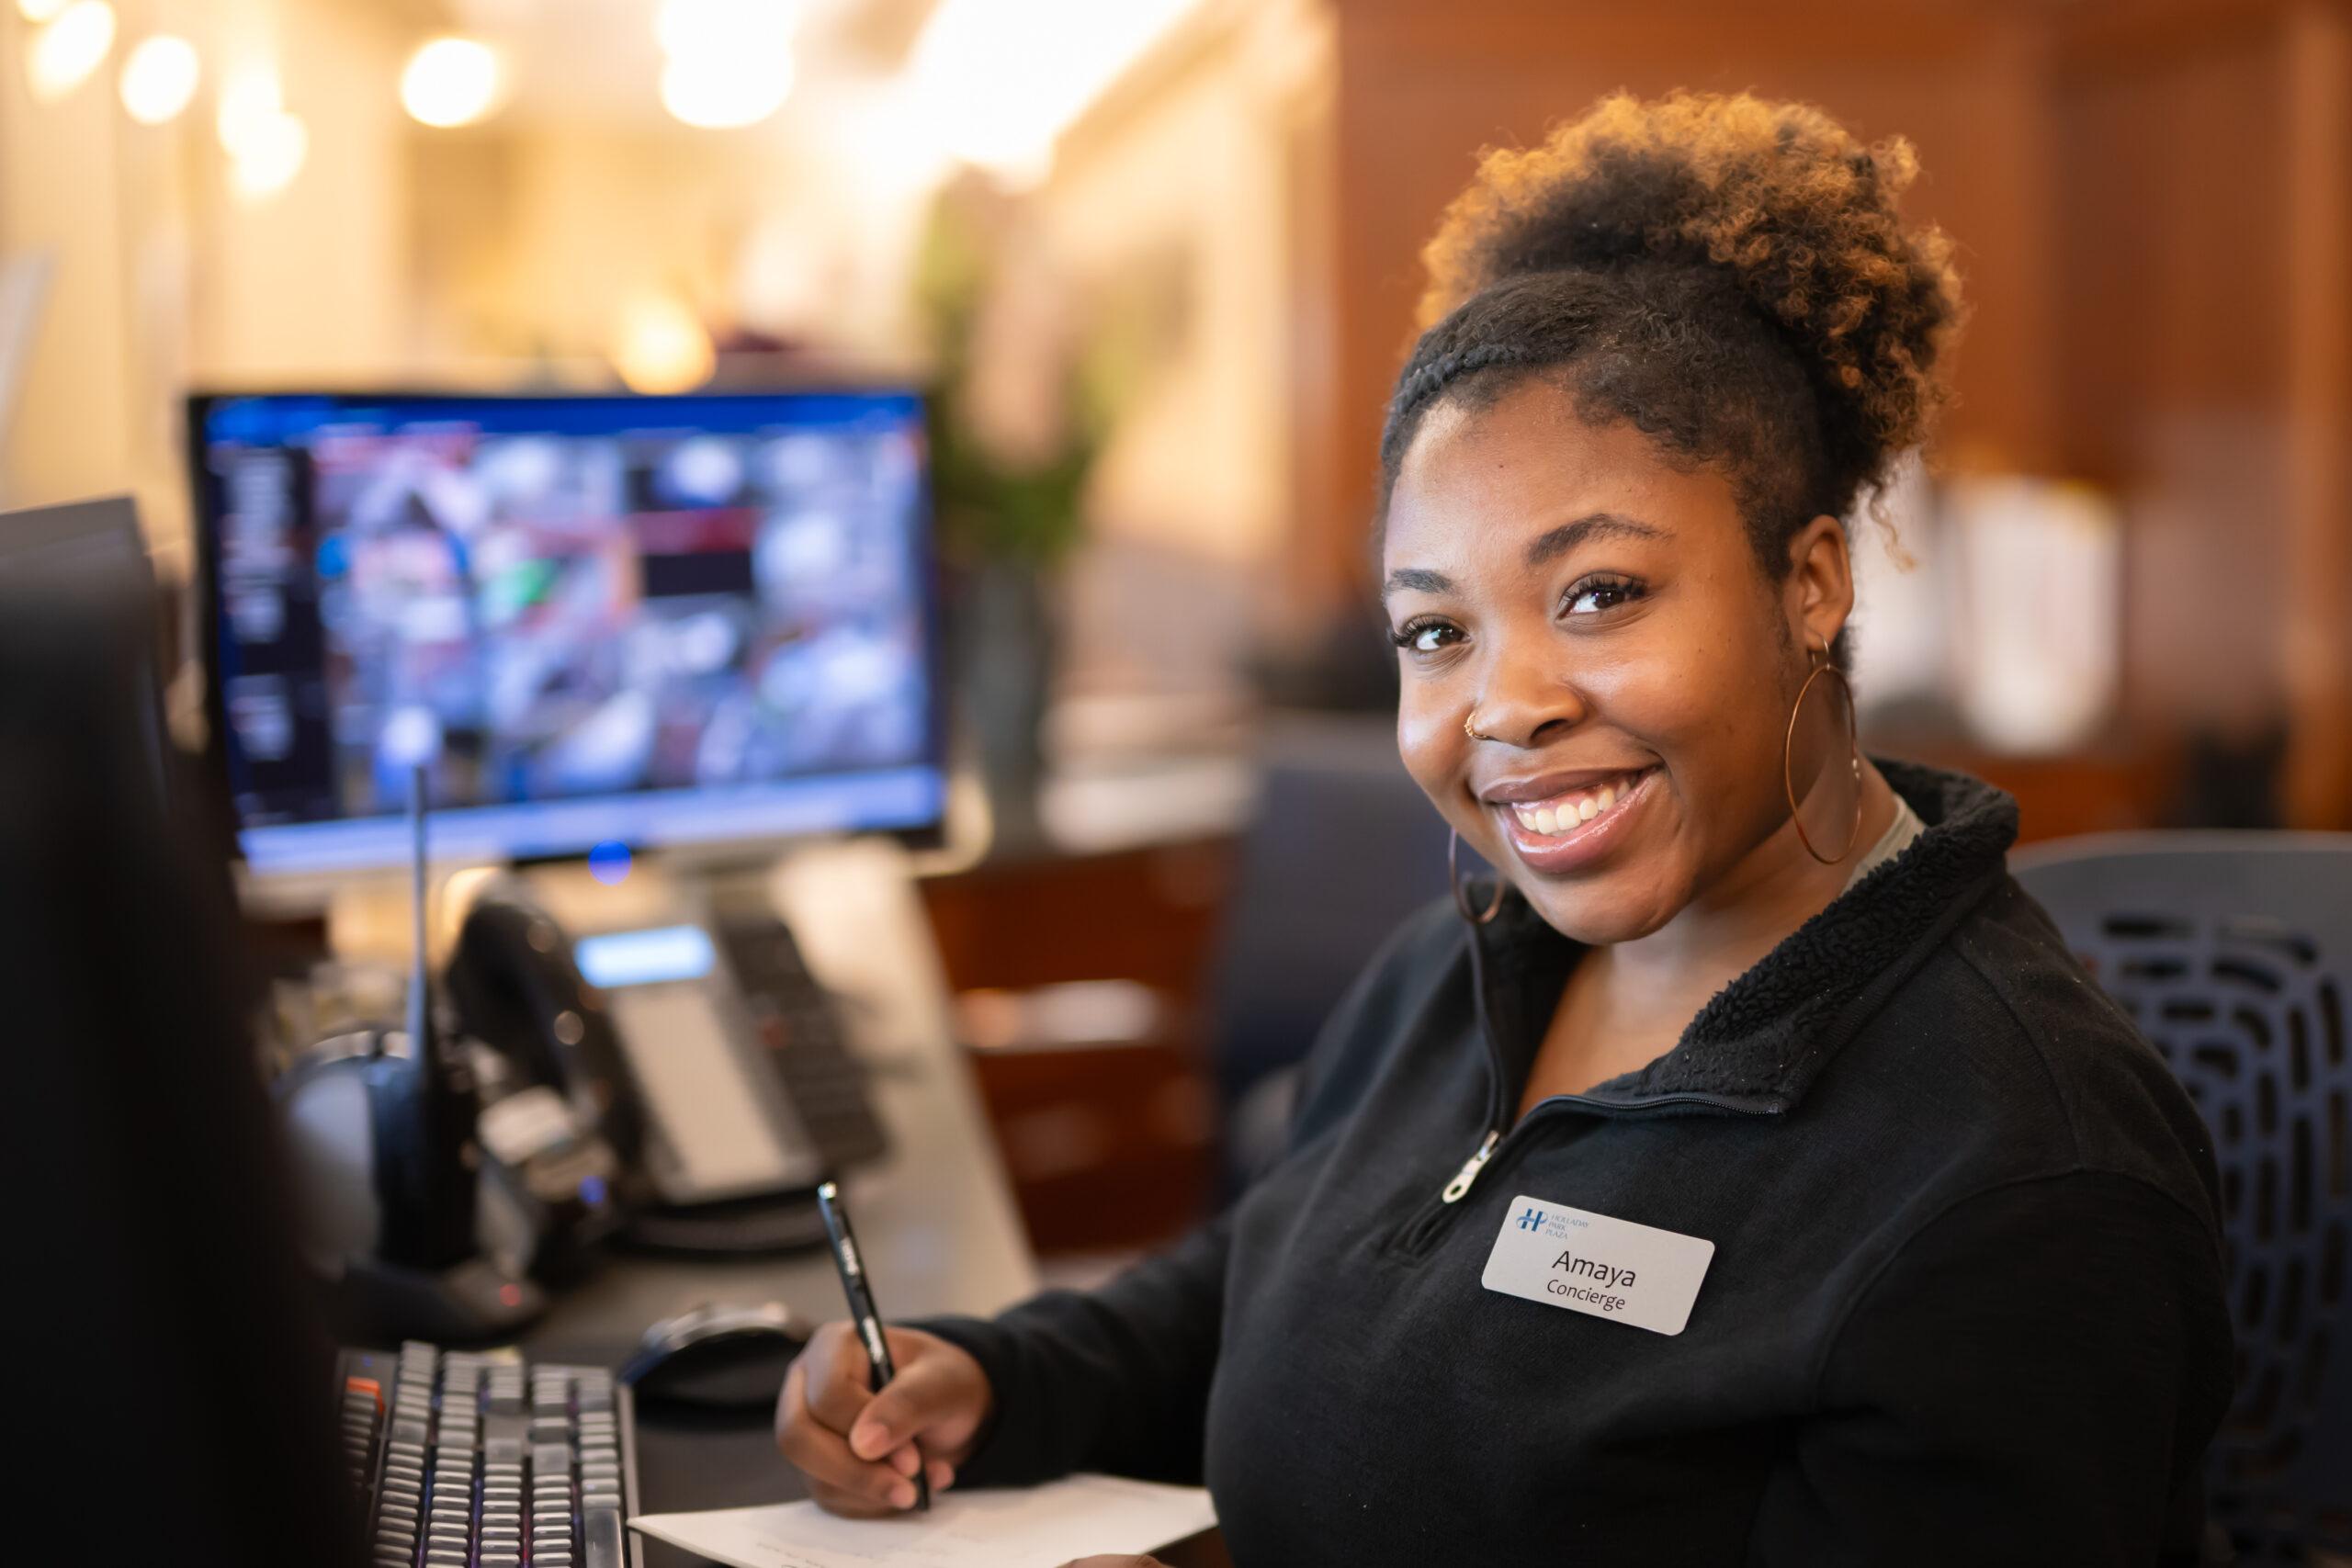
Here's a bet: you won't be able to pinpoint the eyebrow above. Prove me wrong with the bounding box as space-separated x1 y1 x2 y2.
1524 512 1667 568
1381 567 1453 598
1381 512 1667 601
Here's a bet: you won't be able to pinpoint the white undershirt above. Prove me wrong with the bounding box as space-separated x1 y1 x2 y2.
1840 793 1927 893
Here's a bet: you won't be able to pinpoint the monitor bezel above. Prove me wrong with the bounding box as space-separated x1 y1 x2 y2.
187 385 953 882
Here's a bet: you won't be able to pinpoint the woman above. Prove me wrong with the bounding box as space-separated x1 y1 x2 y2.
776 92 2233 1565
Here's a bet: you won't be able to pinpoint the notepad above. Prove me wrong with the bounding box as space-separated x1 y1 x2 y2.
628 1474 1218 1568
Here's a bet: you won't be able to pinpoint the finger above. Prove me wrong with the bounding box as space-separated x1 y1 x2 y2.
926 1457 955 1494
777 1370 916 1510
808 1476 917 1519
780 1418 920 1510
846 1355 968 1461
803 1326 879 1436
775 1358 808 1448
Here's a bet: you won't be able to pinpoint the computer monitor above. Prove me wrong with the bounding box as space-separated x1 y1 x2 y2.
0 497 363 1566
0 495 167 781
0 492 152 610
188 389 945 877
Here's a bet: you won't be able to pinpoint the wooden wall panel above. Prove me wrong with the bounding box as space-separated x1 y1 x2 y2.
2053 28 2292 734
2279 1 2352 826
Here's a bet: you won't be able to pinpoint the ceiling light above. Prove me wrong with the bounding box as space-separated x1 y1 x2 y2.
910 0 1200 183
119 33 198 125
27 0 116 104
658 49 793 130
400 36 500 129
229 110 308 202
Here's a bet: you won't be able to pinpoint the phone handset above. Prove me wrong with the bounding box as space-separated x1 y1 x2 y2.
445 890 646 1168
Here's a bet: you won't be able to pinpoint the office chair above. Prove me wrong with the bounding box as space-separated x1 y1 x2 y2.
2011 833 2352 1565
1203 712 1461 1194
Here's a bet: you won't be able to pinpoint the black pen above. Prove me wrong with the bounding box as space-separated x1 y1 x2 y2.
814 1179 929 1511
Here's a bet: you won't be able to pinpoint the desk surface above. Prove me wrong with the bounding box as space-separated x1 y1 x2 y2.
523 1056 1038 1564
518 844 1042 1566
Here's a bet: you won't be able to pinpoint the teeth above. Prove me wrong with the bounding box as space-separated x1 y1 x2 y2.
1508 771 1645 837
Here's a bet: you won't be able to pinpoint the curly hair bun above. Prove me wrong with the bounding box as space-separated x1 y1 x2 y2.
1418 91 1966 472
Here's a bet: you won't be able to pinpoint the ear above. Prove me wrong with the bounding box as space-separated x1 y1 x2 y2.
1782 515 1856 656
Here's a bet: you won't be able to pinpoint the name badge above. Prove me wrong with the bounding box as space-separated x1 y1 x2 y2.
1481 1193 1714 1336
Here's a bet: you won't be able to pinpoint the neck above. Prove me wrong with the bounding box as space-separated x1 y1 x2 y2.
1601 758 1901 1004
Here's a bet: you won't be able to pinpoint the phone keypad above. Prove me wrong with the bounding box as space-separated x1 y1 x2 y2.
721 921 888 1173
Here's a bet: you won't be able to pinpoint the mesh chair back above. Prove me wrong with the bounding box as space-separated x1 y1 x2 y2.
2011 833 2352 1562
1204 714 1457 1190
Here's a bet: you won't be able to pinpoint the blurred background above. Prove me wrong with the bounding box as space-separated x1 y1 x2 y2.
3 0 2346 1267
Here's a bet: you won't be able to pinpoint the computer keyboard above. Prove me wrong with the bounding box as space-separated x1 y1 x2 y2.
338 1341 640 1568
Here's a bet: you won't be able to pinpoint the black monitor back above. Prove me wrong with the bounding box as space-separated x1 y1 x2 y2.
0 499 360 1567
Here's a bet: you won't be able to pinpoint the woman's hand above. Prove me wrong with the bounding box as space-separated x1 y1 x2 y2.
775 1321 994 1517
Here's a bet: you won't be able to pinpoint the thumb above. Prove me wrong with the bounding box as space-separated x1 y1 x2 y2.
847 1357 966 1460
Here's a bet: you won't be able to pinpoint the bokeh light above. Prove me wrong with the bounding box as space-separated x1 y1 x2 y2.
27 1 116 104
119 34 199 126
586 840 633 886
611 293 715 393
400 37 500 130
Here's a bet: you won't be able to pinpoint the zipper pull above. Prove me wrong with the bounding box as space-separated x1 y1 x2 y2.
1440 1129 1501 1203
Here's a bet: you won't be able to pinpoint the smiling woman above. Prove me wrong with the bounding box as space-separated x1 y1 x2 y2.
1374 94 1974 1093
775 92 2234 1568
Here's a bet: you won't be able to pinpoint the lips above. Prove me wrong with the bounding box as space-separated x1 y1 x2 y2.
1487 764 1660 875
1496 767 1650 837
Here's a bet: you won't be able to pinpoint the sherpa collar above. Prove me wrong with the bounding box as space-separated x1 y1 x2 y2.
1470 759 2020 1114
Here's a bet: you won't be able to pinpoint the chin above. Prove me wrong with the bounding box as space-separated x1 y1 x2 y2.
1517 876 1682 947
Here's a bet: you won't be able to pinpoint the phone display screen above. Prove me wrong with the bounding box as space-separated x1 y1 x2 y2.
574 926 718 989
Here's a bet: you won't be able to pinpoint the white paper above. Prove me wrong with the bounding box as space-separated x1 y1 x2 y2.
629 1474 1217 1568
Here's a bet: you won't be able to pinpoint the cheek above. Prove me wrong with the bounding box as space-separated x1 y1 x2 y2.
1395 682 1470 807
1591 629 1788 784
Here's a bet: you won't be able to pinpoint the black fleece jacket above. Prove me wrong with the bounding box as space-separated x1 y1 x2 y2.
922 762 2234 1565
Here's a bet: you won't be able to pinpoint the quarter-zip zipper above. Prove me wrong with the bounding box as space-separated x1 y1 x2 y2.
1440 1130 1500 1202
1392 1089 1776 1259
1441 1089 1779 1202
1388 917 1779 1261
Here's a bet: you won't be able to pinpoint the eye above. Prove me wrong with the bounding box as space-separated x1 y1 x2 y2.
1390 616 1463 655
1563 574 1646 616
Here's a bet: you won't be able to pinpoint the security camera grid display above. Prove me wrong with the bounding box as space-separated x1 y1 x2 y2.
199 392 943 874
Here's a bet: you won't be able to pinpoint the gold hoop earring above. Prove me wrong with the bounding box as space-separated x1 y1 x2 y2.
1782 639 1863 865
1448 829 1506 924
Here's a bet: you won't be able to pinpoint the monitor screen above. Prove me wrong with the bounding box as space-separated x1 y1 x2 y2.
192 390 944 876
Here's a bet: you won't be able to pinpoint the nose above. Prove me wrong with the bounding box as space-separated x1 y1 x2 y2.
1467 632 1589 749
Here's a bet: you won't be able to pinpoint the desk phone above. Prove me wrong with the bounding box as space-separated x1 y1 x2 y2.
450 888 888 1227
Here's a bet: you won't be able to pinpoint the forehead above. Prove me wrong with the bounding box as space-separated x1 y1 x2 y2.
1382 378 1741 570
